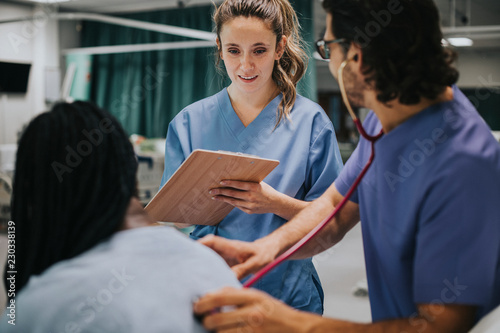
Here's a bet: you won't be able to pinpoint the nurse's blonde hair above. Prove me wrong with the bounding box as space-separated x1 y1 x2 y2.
214 0 308 127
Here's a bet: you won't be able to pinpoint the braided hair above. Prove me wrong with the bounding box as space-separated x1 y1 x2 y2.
6 101 137 293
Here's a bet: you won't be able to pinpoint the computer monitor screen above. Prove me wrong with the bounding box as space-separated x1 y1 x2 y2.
0 61 31 93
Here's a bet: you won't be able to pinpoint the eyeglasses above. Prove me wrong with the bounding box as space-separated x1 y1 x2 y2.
315 38 346 60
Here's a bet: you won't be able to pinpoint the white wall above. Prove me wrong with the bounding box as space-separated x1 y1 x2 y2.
312 0 500 93
0 2 61 144
455 49 500 89
316 48 500 93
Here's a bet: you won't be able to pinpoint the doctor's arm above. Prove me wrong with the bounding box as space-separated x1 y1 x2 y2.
200 183 359 279
260 183 359 260
194 287 477 333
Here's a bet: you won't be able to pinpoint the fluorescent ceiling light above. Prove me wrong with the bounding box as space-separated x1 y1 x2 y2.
27 0 72 3
447 37 474 47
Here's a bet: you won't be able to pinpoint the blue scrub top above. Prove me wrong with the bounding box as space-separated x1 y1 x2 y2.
162 88 343 313
335 85 500 322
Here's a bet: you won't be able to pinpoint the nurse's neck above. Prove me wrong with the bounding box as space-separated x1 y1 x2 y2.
365 86 454 133
227 84 280 127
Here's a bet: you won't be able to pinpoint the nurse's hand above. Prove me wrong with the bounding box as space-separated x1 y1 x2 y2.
193 287 312 333
209 180 277 214
209 180 308 220
198 234 278 280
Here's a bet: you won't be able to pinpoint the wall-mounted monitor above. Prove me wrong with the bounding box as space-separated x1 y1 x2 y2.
0 61 32 94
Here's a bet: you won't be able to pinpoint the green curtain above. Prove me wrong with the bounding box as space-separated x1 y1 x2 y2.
292 0 317 101
461 88 500 130
81 1 316 138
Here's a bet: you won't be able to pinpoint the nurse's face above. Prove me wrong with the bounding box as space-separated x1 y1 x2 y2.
218 16 284 95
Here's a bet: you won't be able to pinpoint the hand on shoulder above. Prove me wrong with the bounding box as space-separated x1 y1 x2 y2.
198 235 279 280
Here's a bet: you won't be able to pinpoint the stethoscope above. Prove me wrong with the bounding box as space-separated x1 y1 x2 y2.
243 56 384 288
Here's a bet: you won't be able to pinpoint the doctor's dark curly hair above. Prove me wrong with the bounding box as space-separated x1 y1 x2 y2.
6 101 137 294
323 0 459 105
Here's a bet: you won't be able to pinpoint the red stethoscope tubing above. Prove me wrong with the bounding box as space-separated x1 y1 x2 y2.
243 119 383 288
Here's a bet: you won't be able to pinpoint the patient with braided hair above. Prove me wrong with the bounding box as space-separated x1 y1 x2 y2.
0 101 240 332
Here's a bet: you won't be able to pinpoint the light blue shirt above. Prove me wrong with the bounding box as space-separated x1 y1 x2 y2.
0 227 241 332
162 88 343 313
335 85 500 322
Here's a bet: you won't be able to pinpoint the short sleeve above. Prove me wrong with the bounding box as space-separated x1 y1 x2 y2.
160 112 190 188
334 111 380 204
334 142 364 204
413 156 500 309
304 121 343 201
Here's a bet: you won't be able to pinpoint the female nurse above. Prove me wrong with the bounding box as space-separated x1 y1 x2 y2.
160 0 343 314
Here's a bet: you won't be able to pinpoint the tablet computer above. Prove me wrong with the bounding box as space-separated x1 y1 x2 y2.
145 149 279 226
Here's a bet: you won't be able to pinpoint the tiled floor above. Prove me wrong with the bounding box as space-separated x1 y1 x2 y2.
0 224 371 323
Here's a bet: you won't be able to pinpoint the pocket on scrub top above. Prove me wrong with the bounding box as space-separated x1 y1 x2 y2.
293 271 324 314
258 260 324 315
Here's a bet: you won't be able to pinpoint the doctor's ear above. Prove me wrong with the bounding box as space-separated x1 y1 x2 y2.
349 43 363 65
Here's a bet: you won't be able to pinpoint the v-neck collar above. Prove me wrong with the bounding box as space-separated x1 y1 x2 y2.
217 88 282 144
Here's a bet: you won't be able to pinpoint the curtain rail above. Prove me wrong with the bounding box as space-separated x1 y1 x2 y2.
0 12 216 41
63 40 216 55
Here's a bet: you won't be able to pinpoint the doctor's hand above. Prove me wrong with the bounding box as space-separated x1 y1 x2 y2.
209 180 308 220
198 235 278 280
194 287 313 333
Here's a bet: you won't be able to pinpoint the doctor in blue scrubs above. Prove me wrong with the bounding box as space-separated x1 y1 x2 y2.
161 0 343 314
